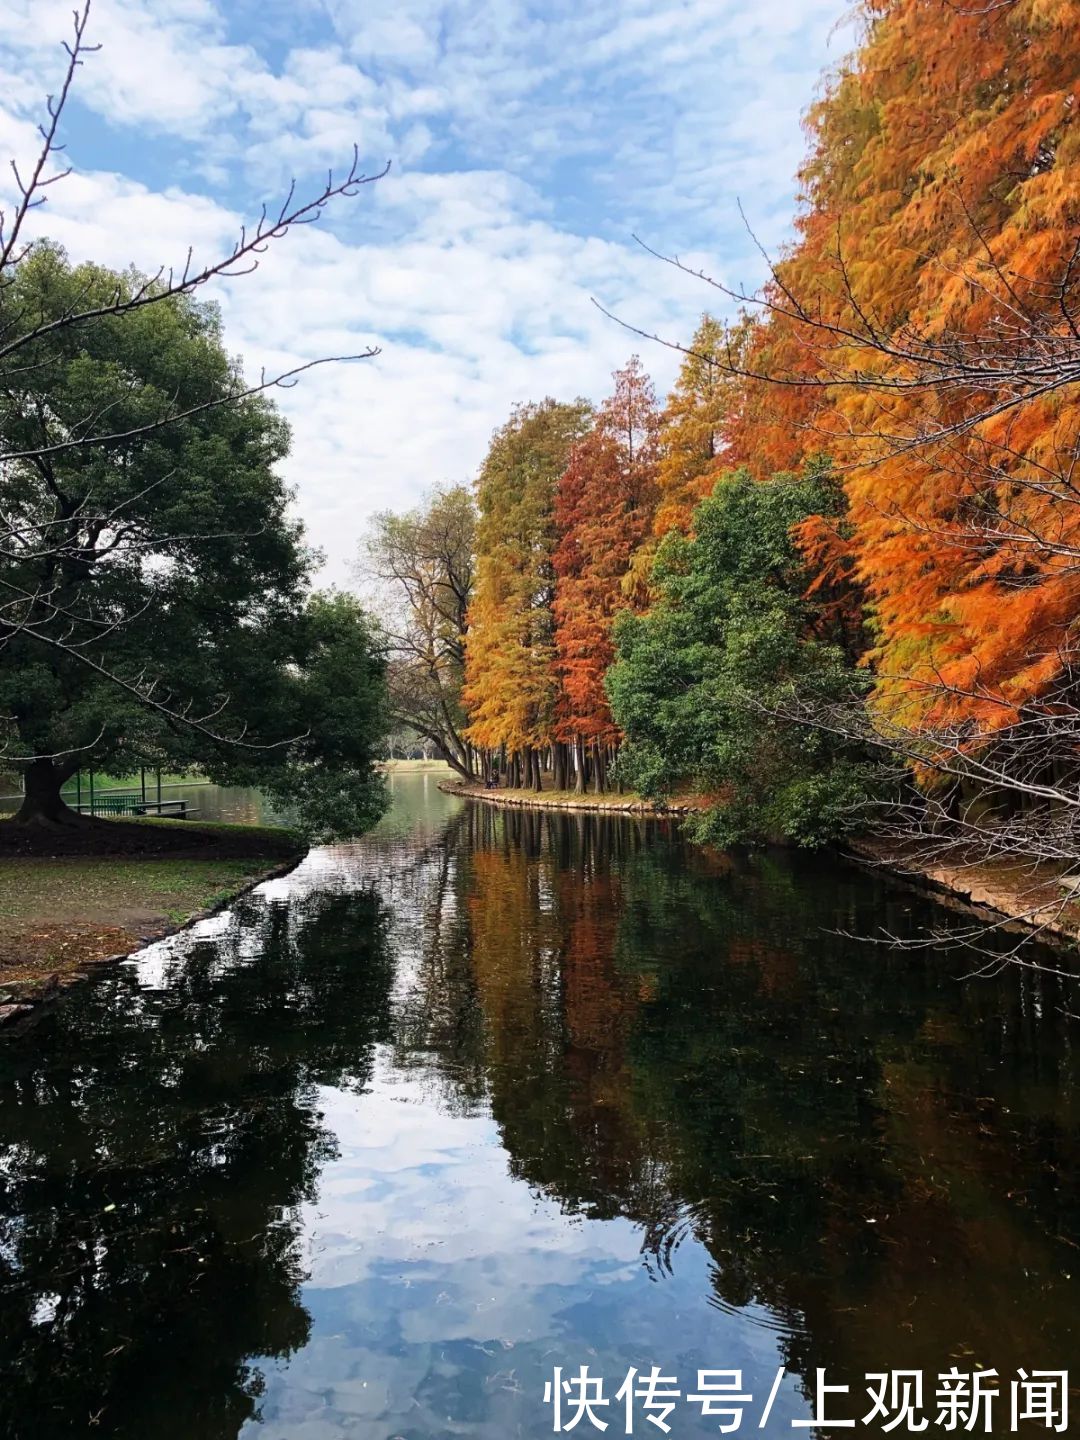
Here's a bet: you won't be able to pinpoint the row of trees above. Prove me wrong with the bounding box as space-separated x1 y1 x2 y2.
1 4 391 836
365 364 657 794
370 0 1080 887
365 350 871 832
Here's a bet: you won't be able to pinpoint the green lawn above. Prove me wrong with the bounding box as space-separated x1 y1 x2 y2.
0 841 301 995
60 770 201 794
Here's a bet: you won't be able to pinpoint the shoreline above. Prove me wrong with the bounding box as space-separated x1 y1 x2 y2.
842 838 1080 953
444 782 1080 956
438 779 701 816
0 855 303 1031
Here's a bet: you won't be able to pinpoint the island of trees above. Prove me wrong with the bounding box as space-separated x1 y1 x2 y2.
367 0 1080 881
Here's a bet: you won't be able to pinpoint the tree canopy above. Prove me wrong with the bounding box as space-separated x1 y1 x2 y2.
464 398 592 761
552 358 660 755
608 468 875 847
361 485 476 779
0 245 387 836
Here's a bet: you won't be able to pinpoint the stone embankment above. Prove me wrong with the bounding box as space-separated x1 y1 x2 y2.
439 780 700 817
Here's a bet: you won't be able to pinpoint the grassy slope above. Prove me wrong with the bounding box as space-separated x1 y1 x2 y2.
0 816 304 998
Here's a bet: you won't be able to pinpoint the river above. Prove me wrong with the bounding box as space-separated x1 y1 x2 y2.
0 773 1077 1438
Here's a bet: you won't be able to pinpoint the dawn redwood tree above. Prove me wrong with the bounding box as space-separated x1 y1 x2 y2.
464 398 591 788
0 246 388 835
552 358 660 791
652 315 747 541
634 0 1080 730
604 0 1080 904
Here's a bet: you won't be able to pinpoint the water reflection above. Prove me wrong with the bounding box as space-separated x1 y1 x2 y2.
1 778 1078 1437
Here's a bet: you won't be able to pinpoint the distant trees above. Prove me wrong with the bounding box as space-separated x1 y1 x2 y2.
457 369 663 796
464 399 591 788
364 0 1080 886
552 359 660 792
361 486 477 778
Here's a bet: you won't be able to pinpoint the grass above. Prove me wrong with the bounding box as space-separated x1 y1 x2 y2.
0 816 306 1002
59 770 199 795
0 813 304 859
379 758 454 772
448 780 706 812
0 857 272 925
453 780 648 806
0 851 298 995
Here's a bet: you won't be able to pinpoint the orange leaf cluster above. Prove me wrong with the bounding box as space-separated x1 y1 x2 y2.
552 359 661 744
726 0 1080 725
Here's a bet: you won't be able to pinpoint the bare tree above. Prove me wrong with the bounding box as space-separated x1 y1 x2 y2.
359 485 477 779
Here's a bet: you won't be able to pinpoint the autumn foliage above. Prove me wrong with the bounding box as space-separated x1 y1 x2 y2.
456 0 1080 831
552 359 660 765
727 0 1080 725
463 399 591 785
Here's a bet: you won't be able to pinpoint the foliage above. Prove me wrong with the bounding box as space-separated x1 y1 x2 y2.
222 592 389 841
608 468 876 847
552 358 660 746
0 247 387 837
464 398 592 752
726 0 1080 726
653 315 749 541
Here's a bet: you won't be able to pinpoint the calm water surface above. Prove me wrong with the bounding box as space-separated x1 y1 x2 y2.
1 774 1078 1438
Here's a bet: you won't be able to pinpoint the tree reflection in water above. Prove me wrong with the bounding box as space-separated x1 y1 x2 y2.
1 782 1079 1437
398 804 1080 1417
0 886 394 1438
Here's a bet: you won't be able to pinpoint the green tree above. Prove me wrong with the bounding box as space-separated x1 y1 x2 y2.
0 246 387 836
607 467 875 847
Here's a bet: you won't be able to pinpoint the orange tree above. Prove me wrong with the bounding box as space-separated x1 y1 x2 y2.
552 359 661 792
720 0 1080 731
464 398 591 788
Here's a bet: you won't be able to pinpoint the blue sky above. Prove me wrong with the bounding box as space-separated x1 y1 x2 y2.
0 0 851 581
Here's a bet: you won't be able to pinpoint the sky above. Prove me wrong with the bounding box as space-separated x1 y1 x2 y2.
0 0 852 584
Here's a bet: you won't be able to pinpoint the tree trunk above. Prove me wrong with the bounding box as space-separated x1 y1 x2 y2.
574 735 587 794
592 742 607 794
553 742 568 792
15 758 81 825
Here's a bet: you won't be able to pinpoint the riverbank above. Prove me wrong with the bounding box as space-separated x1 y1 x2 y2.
446 781 1080 954
845 837 1080 951
378 759 455 773
438 779 703 816
0 817 305 1025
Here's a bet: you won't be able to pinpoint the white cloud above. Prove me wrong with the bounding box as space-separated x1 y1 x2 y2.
0 0 851 583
